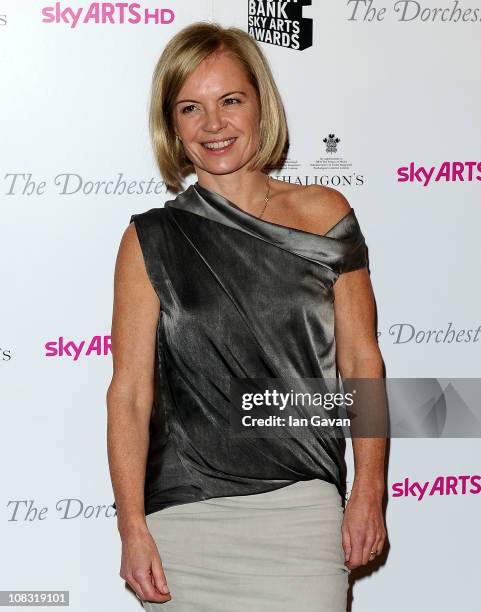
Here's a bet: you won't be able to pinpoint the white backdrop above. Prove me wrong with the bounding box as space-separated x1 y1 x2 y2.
1 1 480 610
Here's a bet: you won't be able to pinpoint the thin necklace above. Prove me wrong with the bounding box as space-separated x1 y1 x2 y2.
258 175 271 219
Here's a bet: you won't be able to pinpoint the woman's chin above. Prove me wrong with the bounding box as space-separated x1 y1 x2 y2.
197 159 245 176
198 156 259 176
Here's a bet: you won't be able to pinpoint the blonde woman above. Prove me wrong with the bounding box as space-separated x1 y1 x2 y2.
107 21 387 611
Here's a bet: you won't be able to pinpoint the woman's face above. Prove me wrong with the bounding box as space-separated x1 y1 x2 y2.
172 51 261 177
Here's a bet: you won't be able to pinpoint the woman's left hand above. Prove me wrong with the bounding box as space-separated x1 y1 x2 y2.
341 489 387 570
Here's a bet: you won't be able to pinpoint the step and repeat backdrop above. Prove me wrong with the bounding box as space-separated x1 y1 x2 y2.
1 1 480 611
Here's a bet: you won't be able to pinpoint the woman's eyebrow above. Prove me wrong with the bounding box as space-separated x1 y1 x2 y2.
175 90 246 105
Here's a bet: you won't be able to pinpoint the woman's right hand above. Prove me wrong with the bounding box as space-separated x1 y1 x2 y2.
119 526 172 604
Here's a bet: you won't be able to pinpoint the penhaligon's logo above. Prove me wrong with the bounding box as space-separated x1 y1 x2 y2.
248 0 313 50
323 134 341 155
310 132 358 179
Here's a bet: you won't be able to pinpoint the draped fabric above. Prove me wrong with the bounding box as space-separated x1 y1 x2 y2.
112 181 368 516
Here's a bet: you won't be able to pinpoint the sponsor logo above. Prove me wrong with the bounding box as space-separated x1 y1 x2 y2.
7 499 116 520
392 475 481 499
45 336 111 360
248 0 313 50
2 173 168 196
265 173 365 187
41 2 175 28
323 134 341 155
385 322 481 344
309 133 358 176
397 161 481 185
348 0 481 23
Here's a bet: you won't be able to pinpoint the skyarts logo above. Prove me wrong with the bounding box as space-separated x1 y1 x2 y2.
41 3 175 28
397 160 481 186
248 0 313 50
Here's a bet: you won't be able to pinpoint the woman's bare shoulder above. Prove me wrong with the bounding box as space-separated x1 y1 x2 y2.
115 222 159 303
117 222 142 268
267 179 352 235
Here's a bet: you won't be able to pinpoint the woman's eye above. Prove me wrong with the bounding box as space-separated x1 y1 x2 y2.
224 97 240 106
181 104 197 114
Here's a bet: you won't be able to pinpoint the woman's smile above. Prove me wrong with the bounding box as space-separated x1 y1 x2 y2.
201 136 237 154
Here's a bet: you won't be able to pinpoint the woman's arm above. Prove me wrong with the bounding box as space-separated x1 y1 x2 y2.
106 222 171 602
107 221 159 534
291 185 387 569
334 265 386 495
333 264 388 570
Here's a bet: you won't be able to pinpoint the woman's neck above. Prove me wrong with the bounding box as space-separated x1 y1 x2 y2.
195 170 270 215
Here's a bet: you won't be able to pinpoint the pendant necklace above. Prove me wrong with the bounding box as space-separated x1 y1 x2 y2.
258 175 271 219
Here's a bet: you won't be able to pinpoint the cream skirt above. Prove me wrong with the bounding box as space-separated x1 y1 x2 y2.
142 479 350 611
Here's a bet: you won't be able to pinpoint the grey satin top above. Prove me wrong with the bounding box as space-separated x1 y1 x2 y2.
112 181 368 516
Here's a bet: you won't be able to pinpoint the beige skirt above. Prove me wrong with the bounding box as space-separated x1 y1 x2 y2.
143 479 350 611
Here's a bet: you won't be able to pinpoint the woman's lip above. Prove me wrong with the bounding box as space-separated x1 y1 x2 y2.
201 138 237 154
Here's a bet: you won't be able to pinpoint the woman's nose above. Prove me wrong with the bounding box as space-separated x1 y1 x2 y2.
203 108 226 132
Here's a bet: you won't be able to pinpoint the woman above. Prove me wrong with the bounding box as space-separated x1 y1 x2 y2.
107 21 387 611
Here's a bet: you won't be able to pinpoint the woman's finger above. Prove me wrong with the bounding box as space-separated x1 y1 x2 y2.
151 554 171 595
341 524 352 563
362 531 378 565
131 568 169 603
127 574 145 600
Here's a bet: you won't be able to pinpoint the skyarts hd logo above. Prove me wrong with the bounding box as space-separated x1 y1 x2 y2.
248 0 313 50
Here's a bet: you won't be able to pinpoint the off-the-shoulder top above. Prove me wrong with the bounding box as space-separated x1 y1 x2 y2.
112 181 368 515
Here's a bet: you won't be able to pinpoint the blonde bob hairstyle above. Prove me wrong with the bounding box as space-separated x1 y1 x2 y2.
149 21 289 193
